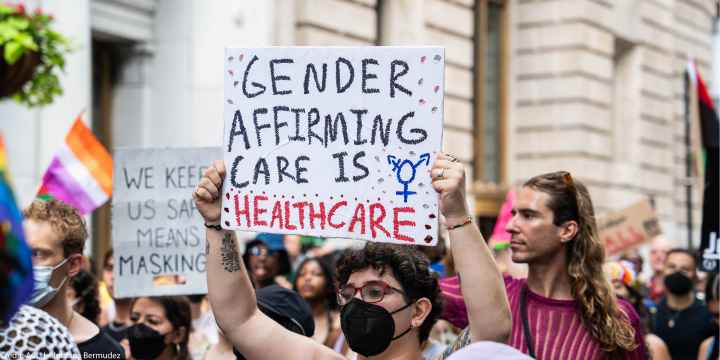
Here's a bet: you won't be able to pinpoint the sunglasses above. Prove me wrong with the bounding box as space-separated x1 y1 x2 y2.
248 246 277 257
337 280 406 306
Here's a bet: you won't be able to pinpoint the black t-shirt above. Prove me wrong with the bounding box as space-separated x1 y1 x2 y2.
101 321 130 343
77 329 125 359
653 298 718 360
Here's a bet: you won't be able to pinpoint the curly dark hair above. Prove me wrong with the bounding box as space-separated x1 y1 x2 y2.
70 270 100 324
336 242 442 343
293 257 339 311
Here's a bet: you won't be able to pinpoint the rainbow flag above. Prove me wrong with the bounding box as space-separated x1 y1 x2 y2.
37 116 112 214
0 134 33 324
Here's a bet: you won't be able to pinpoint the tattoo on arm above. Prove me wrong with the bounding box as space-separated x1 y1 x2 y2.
220 232 241 272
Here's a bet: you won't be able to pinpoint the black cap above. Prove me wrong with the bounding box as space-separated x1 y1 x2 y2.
256 285 314 337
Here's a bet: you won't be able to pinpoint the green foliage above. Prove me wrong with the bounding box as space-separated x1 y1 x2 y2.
0 4 71 107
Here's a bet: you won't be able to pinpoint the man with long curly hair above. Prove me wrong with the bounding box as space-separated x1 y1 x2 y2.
438 171 648 359
503 171 646 358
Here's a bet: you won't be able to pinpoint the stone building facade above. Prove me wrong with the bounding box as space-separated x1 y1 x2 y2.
0 0 715 258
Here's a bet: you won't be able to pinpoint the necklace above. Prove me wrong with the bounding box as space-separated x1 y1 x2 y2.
667 308 682 328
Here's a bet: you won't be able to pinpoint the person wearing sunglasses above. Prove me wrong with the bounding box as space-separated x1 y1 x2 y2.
242 233 291 289
194 154 511 360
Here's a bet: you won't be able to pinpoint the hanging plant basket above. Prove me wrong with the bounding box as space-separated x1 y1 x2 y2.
0 4 71 107
0 49 39 98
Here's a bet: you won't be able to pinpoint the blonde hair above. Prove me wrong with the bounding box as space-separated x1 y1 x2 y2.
23 199 87 257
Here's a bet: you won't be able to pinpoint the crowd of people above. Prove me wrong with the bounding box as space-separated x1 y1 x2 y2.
1 154 718 359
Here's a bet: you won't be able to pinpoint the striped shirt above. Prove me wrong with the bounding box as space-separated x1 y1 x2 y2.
435 276 647 360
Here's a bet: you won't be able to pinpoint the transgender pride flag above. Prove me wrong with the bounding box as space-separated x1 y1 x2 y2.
37 115 112 214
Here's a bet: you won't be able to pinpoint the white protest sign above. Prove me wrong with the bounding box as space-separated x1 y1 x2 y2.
113 147 222 298
221 47 444 245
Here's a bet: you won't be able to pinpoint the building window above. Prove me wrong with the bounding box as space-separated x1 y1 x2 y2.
481 1 503 183
474 0 508 221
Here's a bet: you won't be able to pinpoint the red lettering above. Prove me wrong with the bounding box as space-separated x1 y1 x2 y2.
349 203 366 235
253 195 268 226
328 201 348 229
233 194 250 226
369 203 390 239
284 201 297 230
270 201 283 228
292 202 309 230
308 202 326 229
393 207 415 242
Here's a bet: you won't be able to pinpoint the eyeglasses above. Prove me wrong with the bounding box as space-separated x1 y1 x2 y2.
337 280 406 306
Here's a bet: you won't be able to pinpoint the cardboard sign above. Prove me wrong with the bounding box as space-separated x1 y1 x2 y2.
597 199 661 256
221 47 444 245
112 147 222 298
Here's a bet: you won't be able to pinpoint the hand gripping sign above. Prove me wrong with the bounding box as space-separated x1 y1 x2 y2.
221 47 444 245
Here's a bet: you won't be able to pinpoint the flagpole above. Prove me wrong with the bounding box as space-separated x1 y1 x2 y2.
684 69 694 250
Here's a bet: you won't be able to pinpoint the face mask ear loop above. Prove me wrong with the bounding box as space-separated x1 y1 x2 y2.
389 301 415 341
391 325 413 341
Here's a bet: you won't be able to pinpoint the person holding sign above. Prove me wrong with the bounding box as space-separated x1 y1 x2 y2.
193 154 511 360
439 172 648 360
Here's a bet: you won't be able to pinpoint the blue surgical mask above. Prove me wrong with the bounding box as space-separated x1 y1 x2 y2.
30 258 70 308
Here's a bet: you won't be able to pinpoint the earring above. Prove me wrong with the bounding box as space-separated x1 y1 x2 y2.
175 343 181 354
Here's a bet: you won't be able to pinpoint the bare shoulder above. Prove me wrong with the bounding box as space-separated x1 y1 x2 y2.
71 313 100 343
697 336 713 360
645 334 670 360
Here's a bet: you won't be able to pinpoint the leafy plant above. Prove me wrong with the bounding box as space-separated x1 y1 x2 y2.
0 3 71 107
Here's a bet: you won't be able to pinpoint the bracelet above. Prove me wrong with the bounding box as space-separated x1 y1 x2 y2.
447 216 473 231
204 222 222 231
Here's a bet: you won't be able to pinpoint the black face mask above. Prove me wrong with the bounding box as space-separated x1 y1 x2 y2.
340 298 413 357
128 323 168 360
664 271 694 295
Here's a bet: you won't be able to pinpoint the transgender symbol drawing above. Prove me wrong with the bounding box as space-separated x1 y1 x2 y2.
387 153 431 203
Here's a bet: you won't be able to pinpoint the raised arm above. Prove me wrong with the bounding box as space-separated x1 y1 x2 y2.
193 160 341 360
431 153 511 343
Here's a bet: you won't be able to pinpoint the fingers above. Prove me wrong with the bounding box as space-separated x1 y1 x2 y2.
431 175 463 192
194 160 224 202
199 177 220 198
430 158 465 182
430 166 463 181
213 159 226 178
194 186 216 202
436 153 459 162
204 160 225 188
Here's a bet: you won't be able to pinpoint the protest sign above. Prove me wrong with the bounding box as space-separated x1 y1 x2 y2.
221 47 444 245
597 199 662 257
113 147 221 298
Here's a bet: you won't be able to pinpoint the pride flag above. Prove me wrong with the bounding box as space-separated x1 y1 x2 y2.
0 135 33 324
37 116 112 214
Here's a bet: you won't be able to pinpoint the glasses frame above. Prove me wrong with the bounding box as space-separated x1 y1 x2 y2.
337 280 406 305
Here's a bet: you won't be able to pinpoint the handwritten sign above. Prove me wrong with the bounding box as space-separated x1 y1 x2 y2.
221 47 444 245
113 147 222 298
597 199 661 257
